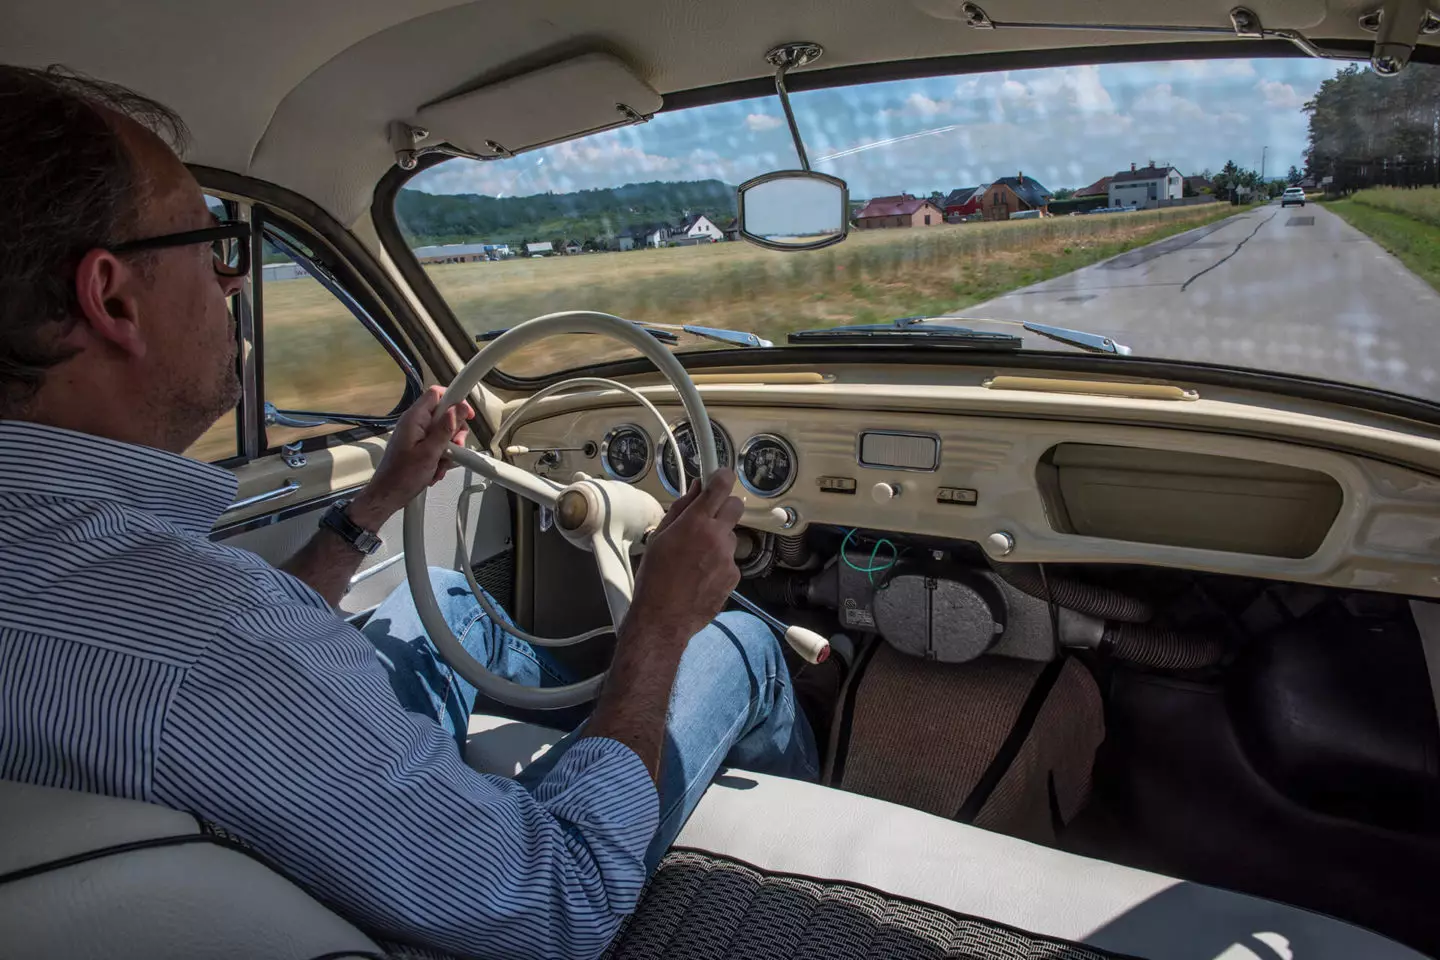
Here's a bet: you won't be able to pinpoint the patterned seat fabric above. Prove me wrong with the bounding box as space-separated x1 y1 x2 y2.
602 849 1137 960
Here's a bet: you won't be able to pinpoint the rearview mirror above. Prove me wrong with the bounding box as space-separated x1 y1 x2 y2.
737 171 849 251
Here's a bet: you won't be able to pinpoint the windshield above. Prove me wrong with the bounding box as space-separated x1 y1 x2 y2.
395 56 1440 402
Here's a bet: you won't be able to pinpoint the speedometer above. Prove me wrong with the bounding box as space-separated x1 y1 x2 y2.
659 420 733 496
600 424 651 482
738 434 797 497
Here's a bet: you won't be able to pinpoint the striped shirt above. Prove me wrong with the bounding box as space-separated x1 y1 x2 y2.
0 420 657 959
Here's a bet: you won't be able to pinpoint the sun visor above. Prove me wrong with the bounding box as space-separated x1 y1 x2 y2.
414 53 663 159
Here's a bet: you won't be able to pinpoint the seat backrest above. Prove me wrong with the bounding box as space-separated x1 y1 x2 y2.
0 779 382 960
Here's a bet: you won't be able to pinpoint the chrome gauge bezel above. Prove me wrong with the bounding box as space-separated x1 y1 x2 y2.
737 433 799 498
657 419 734 496
599 423 652 483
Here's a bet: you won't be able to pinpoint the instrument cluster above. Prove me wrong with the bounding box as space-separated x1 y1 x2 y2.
599 420 796 499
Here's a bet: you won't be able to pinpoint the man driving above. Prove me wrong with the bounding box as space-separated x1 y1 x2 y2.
0 65 820 959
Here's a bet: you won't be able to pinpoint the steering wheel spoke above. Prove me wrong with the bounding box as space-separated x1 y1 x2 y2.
446 443 562 508
589 531 635 630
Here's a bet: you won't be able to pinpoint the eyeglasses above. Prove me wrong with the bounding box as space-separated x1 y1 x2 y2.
110 220 253 278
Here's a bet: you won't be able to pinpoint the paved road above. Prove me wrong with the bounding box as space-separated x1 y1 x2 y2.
954 204 1440 402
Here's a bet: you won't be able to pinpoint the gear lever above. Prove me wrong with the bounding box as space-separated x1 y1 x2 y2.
729 590 831 664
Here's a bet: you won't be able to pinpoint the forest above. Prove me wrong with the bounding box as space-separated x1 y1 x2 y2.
395 178 738 246
1305 62 1440 188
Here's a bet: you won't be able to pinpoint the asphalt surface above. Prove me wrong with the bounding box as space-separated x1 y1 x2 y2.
953 203 1440 402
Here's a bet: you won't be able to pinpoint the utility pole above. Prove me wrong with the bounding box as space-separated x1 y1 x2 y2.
1261 145 1268 184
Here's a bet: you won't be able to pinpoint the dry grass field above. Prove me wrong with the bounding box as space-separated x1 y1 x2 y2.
187 203 1233 462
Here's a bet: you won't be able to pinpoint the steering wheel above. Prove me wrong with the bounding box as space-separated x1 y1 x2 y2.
401 311 719 709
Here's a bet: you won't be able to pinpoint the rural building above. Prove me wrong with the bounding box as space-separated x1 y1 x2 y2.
525 241 554 256
617 223 670 250
941 185 986 220
980 174 1052 220
561 239 583 255
411 241 499 264
1074 176 1112 198
672 214 724 244
1109 163 1183 209
1184 175 1214 195
853 194 945 229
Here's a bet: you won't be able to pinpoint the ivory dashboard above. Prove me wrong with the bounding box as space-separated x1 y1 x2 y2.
506 400 1440 599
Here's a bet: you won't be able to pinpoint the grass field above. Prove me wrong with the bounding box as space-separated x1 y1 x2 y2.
185 203 1234 462
1327 188 1440 295
424 203 1236 376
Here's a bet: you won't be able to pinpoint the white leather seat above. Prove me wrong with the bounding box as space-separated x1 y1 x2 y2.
465 715 1431 960
2 717 1427 959
0 779 381 960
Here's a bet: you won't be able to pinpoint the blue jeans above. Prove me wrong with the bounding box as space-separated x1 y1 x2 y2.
362 568 819 866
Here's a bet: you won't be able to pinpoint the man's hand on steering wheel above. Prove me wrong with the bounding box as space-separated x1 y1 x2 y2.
351 387 475 532
623 469 745 648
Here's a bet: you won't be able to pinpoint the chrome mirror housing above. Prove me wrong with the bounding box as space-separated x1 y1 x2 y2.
737 171 849 251
737 42 850 252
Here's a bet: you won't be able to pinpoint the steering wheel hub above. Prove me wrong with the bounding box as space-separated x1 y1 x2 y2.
555 488 591 532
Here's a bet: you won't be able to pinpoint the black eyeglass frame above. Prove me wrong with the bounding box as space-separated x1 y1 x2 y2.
110 220 253 277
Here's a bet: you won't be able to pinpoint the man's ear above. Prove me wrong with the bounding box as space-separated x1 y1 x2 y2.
73 248 147 360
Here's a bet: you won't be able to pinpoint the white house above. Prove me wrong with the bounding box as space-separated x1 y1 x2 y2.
619 224 670 250
1108 163 1183 210
525 241 554 256
671 213 723 245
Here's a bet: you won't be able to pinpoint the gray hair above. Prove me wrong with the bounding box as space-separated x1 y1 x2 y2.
0 65 190 416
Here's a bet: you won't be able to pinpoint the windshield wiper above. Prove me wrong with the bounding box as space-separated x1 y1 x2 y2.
787 318 1023 349
793 315 1130 355
477 325 680 345
1018 321 1131 355
476 321 771 349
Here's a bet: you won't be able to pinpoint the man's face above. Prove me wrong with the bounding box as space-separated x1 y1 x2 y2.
113 115 245 448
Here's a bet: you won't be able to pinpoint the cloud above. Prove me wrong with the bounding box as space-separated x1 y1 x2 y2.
1174 59 1257 78
745 113 783 131
1256 78 1305 109
1132 82 1208 121
903 92 952 116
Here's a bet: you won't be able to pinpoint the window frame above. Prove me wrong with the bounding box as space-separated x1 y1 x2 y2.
253 210 423 454
192 180 425 465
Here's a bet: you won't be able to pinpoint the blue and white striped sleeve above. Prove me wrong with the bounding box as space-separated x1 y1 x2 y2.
150 599 658 960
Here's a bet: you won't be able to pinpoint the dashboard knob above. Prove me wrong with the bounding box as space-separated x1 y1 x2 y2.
871 482 902 504
986 531 1016 557
768 505 798 529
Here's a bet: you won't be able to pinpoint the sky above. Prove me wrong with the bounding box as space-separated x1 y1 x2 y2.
410 56 1338 200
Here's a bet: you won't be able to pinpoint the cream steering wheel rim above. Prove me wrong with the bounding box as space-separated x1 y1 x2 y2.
401 311 719 710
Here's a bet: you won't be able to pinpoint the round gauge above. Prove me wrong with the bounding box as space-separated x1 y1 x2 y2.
600 424 651 482
738 434 798 498
659 420 733 495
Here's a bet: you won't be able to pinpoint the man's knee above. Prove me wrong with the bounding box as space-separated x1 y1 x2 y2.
690 610 786 683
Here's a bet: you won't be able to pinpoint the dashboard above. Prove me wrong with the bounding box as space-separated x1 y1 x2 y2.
507 395 1440 600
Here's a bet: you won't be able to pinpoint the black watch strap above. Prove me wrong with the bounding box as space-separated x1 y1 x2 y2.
320 499 383 556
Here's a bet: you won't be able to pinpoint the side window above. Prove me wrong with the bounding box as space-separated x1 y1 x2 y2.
185 194 243 463
259 224 414 448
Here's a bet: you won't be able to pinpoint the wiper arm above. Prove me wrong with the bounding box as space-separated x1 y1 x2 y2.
679 324 773 348
1020 321 1131 355
477 325 679 345
889 315 1133 355
787 318 1023 349
477 322 771 349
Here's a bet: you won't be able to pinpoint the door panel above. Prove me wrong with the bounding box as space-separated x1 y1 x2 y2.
216 446 513 617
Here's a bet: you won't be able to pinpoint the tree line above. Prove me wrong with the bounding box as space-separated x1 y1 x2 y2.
1305 62 1440 190
396 179 738 246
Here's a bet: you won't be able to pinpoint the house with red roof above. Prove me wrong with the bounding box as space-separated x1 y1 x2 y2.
853 194 946 229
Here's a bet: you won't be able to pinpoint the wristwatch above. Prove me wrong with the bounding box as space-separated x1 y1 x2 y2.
320 499 383 556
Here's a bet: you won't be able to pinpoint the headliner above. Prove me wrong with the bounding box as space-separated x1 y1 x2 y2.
1 0 1419 226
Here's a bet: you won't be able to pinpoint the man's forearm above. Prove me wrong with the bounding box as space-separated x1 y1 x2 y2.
282 496 392 608
584 620 687 782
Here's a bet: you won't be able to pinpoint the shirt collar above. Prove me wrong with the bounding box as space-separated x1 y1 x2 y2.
0 420 239 537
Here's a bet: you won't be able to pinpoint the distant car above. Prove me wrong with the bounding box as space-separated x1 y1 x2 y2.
1281 186 1306 207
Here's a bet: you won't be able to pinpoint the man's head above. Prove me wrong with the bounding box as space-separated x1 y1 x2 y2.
0 66 245 451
